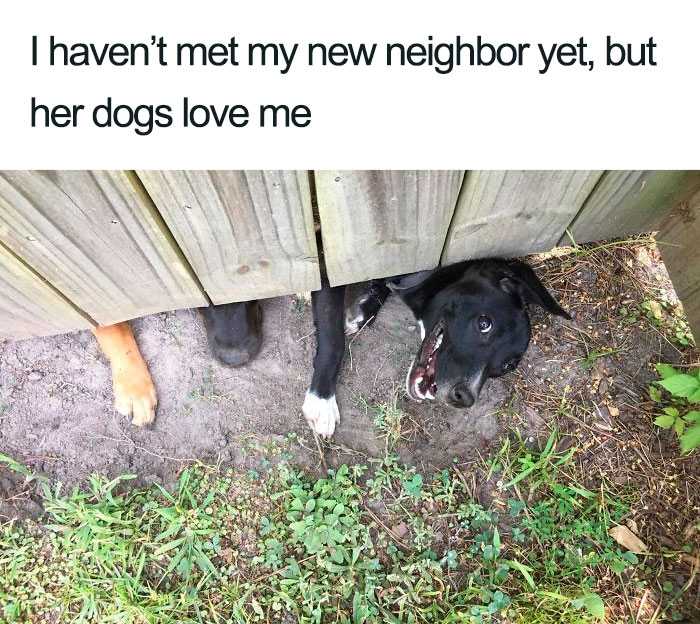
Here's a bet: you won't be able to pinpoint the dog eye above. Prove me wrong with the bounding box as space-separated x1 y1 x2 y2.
477 316 492 333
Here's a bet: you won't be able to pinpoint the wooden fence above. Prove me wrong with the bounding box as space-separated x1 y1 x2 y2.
1 170 699 341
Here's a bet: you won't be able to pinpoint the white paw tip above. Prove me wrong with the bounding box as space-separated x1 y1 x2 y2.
302 391 339 438
344 315 363 335
344 296 371 335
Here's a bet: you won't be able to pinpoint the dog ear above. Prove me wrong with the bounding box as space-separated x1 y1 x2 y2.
386 269 437 292
500 261 572 319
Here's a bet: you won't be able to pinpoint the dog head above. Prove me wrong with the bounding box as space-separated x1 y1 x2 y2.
201 300 263 367
405 260 570 407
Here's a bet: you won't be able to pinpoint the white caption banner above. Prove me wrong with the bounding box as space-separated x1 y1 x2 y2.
1 0 698 168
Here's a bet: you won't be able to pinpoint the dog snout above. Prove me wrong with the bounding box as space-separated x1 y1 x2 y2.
448 381 476 408
213 345 250 367
211 335 261 367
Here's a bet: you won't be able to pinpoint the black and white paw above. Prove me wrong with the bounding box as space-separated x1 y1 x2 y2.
302 391 340 438
345 296 375 335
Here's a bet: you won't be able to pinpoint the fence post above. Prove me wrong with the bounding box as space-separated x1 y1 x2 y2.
657 186 700 341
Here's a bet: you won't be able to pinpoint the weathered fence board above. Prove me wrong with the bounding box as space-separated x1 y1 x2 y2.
1 169 699 342
137 170 320 303
0 170 207 326
441 170 603 265
316 170 464 285
0 242 94 340
657 187 700 341
564 170 700 245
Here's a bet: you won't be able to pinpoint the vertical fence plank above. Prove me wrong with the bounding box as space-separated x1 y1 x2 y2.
564 170 700 245
0 243 94 340
657 187 700 341
316 170 464 285
441 170 603 265
137 170 320 303
0 170 207 326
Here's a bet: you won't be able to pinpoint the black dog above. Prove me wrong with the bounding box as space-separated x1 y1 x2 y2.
302 259 571 437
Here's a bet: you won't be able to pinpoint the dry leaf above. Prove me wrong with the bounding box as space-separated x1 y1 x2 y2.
491 490 506 505
636 247 653 267
681 554 699 568
647 300 663 319
609 525 648 552
219 547 234 563
591 360 606 383
378 586 397 598
608 405 620 417
391 522 408 539
683 521 698 541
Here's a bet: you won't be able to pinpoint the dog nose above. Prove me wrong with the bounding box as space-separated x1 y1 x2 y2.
213 345 251 367
449 382 475 408
211 334 262 368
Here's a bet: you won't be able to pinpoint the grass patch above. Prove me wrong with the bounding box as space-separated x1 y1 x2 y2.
1 459 609 623
5 394 693 624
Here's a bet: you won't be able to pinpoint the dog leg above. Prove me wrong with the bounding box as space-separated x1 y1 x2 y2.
303 279 346 438
92 322 157 427
345 280 392 335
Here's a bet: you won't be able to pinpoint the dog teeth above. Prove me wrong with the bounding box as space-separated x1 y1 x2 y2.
429 332 443 358
414 376 426 399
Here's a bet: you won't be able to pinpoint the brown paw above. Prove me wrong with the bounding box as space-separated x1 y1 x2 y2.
93 323 158 428
113 368 157 427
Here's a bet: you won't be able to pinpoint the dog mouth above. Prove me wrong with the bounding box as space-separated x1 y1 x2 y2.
407 321 443 401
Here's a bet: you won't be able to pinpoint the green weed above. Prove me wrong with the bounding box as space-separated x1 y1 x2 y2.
650 363 700 453
187 366 216 403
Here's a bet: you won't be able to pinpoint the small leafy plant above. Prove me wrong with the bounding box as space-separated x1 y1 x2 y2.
641 295 695 347
651 363 700 453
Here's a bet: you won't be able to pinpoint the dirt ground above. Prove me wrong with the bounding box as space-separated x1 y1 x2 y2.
0 241 695 523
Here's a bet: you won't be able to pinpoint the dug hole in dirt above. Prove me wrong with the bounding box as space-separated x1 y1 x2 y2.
0 240 696 523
